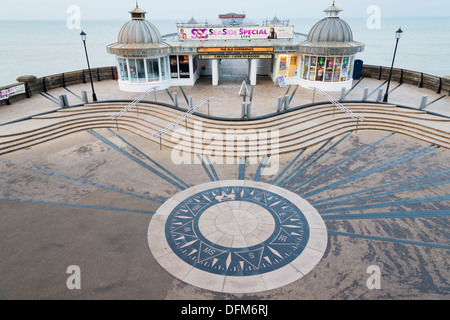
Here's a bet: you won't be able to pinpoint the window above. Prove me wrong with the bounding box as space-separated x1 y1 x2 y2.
129 59 138 82
118 58 129 81
301 55 353 82
146 58 160 82
137 59 146 82
160 56 169 81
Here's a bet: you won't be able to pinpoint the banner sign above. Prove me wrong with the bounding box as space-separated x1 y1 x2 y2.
0 84 26 101
198 47 273 53
199 54 272 60
178 26 294 41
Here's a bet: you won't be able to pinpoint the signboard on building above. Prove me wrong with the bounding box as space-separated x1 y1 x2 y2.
198 47 273 59
178 26 294 41
0 84 26 101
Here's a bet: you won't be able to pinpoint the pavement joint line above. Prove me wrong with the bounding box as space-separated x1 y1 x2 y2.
286 132 352 190
0 157 164 204
319 195 450 214
238 157 246 180
88 129 187 191
327 230 450 249
205 155 220 181
290 132 394 192
311 168 450 205
107 128 190 189
271 148 306 185
425 95 446 108
253 156 270 182
197 154 215 182
368 80 388 98
277 138 332 187
344 77 364 98
315 179 450 208
301 144 439 198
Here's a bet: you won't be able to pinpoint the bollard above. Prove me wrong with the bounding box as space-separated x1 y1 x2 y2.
241 102 246 118
277 97 283 112
376 89 383 102
420 95 428 110
247 102 252 118
284 95 290 110
62 94 69 107
81 90 88 103
340 87 346 101
59 95 66 107
173 92 178 107
362 87 369 101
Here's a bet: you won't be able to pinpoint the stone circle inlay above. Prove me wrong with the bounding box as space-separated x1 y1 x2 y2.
148 181 328 293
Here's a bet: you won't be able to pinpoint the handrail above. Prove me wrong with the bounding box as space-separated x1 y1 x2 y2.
152 97 214 149
110 86 159 120
310 87 365 122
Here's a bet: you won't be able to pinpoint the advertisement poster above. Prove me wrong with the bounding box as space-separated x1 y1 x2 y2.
0 84 25 100
178 26 294 41
170 55 179 78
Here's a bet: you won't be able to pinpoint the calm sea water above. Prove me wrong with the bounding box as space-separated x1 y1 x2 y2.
1 16 449 86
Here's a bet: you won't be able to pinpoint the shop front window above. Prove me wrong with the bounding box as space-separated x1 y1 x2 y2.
302 55 353 83
160 56 169 81
146 58 160 82
137 59 146 83
129 59 140 83
118 58 129 81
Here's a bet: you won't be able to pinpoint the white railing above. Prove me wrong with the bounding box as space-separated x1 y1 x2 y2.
311 87 365 125
111 86 160 121
152 97 214 149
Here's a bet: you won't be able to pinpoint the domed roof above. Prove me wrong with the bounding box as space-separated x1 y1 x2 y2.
107 5 170 57
298 3 364 55
307 4 352 42
117 6 162 44
118 20 162 44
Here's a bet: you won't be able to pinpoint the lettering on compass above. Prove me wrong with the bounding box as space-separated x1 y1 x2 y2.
165 186 310 276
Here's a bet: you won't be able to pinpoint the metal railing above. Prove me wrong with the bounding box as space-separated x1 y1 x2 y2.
152 97 214 150
311 87 365 131
110 86 159 129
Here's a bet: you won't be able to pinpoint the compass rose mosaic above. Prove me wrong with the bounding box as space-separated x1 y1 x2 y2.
148 180 327 293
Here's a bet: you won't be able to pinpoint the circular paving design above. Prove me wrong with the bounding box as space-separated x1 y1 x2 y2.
148 180 328 293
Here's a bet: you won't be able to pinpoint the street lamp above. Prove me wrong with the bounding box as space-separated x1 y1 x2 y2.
383 28 403 102
80 30 97 102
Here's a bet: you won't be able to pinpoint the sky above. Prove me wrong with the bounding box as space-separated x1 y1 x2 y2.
0 0 449 21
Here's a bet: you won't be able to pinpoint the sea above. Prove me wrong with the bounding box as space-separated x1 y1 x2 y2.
1 16 449 87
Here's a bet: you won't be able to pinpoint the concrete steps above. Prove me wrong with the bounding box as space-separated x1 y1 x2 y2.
0 101 449 156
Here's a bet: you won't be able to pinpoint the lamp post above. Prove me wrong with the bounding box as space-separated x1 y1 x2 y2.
80 30 97 102
383 28 403 102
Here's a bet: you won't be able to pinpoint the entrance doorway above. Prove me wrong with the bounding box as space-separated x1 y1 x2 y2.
219 59 249 82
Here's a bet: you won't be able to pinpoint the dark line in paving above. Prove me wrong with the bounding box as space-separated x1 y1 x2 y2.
425 95 446 108
344 78 364 98
205 155 220 181
197 154 215 182
107 129 190 189
238 157 246 180
320 195 450 214
328 230 450 249
302 145 439 198
277 139 332 187
39 92 59 105
311 168 450 206
368 80 388 98
389 83 403 94
89 130 186 190
64 87 83 100
253 156 270 182
271 148 306 185
291 133 394 192
0 157 164 204
315 179 450 209
323 209 450 221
